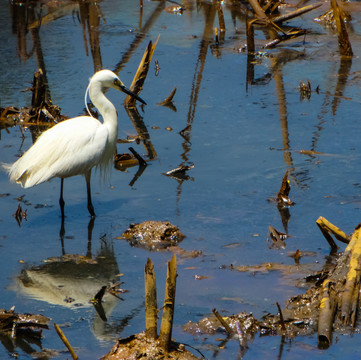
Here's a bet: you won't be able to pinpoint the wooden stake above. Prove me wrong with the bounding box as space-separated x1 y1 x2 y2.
159 255 177 353
145 258 158 340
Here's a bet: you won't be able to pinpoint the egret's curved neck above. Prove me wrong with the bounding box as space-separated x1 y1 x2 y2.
89 81 118 132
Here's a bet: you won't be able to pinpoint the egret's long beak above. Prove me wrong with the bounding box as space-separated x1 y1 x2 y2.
118 82 147 105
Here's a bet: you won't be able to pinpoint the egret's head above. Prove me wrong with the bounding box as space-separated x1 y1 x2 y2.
91 70 147 105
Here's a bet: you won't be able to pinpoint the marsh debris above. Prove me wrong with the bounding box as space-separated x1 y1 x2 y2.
120 221 185 251
157 86 177 112
299 80 312 101
277 170 294 207
191 217 361 354
163 164 194 181
266 225 289 249
0 307 50 357
245 1 323 53
1 70 65 129
13 203 27 227
114 153 139 171
102 332 199 360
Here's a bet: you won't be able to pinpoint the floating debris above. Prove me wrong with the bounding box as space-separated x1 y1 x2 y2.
0 307 50 357
299 80 312 101
163 164 194 181
13 203 27 227
266 225 289 249
120 221 185 251
157 86 177 112
164 5 184 15
277 171 295 207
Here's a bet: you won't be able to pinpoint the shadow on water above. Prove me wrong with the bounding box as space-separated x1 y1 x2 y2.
2 0 361 358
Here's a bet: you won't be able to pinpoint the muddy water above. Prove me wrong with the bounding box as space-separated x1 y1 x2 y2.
1 0 361 359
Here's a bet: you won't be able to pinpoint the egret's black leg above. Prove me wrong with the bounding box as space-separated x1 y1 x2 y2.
85 171 96 217
59 178 65 220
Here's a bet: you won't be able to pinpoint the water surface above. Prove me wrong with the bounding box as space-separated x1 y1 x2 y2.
1 0 361 359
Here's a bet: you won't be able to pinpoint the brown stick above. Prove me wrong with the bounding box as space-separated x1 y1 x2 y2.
276 302 286 332
216 0 226 33
272 2 323 24
145 258 158 340
316 216 349 248
331 0 353 56
159 255 177 353
246 19 256 53
212 308 234 334
158 86 177 106
54 323 78 360
247 0 267 20
125 35 160 107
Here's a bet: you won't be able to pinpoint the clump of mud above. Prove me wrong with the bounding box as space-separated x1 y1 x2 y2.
121 221 185 250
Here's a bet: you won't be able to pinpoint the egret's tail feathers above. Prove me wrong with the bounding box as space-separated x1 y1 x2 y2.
2 162 27 188
1 162 12 173
2 161 47 188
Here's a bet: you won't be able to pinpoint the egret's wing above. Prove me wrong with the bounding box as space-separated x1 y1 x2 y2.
7 116 113 188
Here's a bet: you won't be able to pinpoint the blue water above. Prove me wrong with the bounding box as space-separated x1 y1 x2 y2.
1 0 361 359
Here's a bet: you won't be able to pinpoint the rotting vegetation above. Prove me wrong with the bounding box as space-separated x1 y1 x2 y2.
184 220 361 352
1 0 360 358
185 176 361 354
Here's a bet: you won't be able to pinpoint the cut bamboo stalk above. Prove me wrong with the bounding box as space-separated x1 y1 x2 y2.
145 258 158 340
316 216 349 246
159 254 177 353
341 225 361 324
318 279 336 349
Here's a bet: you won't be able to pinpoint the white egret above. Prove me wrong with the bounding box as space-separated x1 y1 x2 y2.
3 70 146 218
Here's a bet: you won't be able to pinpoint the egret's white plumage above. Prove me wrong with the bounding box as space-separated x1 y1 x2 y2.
3 69 146 217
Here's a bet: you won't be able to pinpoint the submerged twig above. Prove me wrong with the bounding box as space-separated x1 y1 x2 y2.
54 323 78 360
